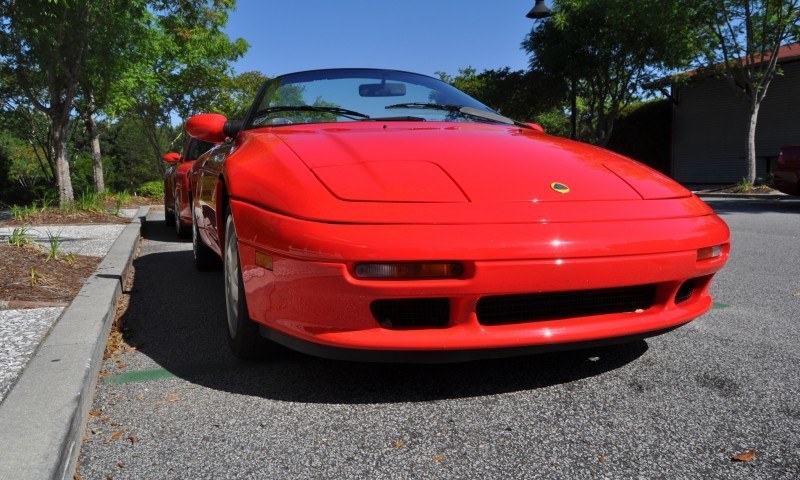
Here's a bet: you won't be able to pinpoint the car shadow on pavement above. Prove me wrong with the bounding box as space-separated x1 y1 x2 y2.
122 248 649 405
141 219 192 243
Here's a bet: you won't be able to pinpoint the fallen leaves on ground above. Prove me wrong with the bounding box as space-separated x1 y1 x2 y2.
394 440 405 448
127 435 139 445
599 455 606 462
731 450 756 462
433 454 445 462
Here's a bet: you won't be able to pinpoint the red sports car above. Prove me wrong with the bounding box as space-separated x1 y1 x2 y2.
187 68 730 362
162 137 215 237
773 145 800 196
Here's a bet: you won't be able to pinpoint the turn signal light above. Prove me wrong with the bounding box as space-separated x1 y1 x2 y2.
697 245 723 261
354 262 463 279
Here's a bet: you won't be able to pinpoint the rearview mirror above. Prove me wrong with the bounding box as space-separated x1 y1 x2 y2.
186 113 228 143
359 82 407 97
162 152 181 163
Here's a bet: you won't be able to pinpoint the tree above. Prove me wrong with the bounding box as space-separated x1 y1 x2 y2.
212 71 270 119
116 1 248 170
0 0 154 205
524 0 707 146
701 0 800 183
436 67 570 136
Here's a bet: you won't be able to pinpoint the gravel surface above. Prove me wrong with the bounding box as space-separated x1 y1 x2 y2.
0 225 126 257
78 200 800 479
0 307 63 402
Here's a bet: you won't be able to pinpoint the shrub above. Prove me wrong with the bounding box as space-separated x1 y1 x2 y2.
137 181 164 198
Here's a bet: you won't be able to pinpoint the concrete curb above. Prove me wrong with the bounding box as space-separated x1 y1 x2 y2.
0 206 149 480
695 192 789 200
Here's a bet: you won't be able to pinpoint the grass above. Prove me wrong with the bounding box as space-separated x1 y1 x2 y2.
44 229 63 261
7 226 31 247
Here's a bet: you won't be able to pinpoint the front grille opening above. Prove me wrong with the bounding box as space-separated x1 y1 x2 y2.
371 298 450 329
476 284 657 326
675 279 695 304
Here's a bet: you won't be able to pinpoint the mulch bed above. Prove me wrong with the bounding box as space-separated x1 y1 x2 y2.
0 243 100 305
698 185 778 194
0 210 131 227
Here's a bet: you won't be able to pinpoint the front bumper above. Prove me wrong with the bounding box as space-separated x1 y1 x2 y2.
231 199 730 354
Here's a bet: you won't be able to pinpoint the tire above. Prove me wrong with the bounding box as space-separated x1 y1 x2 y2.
164 192 175 226
175 193 190 238
223 207 269 359
192 203 222 271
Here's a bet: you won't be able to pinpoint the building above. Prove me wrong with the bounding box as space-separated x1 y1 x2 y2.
669 43 800 185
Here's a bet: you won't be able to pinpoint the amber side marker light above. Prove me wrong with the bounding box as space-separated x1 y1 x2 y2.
697 245 723 261
255 251 274 270
354 262 463 279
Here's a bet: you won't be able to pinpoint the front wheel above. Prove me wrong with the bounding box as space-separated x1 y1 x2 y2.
174 193 190 238
224 207 270 359
164 191 175 226
192 203 222 271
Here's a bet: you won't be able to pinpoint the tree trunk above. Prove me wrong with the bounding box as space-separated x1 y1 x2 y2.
746 99 759 184
52 118 74 206
85 105 105 193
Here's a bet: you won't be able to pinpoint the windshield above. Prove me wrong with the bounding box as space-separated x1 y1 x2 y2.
246 69 503 128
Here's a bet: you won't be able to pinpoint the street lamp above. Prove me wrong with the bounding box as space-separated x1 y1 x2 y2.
526 0 552 19
525 1 576 140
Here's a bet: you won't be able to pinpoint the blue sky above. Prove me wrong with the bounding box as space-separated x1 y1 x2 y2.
224 0 539 78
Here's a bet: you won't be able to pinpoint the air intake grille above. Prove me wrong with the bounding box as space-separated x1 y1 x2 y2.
675 279 695 304
476 284 657 326
371 298 450 328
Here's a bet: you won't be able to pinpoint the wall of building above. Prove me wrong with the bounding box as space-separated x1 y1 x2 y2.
671 60 800 184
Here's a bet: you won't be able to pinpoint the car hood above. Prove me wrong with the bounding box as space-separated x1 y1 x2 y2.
271 123 690 203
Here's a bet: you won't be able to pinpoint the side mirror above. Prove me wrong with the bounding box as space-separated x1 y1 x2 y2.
162 152 181 163
186 113 228 143
223 119 243 138
525 123 545 133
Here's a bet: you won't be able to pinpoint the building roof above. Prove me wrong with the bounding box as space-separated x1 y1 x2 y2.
658 42 800 85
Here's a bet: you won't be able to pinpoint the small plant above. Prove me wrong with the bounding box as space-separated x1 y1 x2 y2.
736 177 753 192
38 197 52 213
115 190 131 206
63 252 77 266
10 204 24 221
75 189 104 212
28 268 46 287
44 229 63 261
10 203 37 221
7 226 31 247
113 198 123 216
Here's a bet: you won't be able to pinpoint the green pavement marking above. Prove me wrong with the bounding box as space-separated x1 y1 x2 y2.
713 302 729 309
104 368 176 384
103 361 247 385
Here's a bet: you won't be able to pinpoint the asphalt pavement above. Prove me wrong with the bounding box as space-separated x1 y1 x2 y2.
77 198 800 479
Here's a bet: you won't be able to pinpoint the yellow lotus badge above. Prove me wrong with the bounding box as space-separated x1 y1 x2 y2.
551 182 570 194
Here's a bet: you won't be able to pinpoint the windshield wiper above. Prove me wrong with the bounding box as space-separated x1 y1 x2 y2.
258 105 371 120
385 103 521 126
